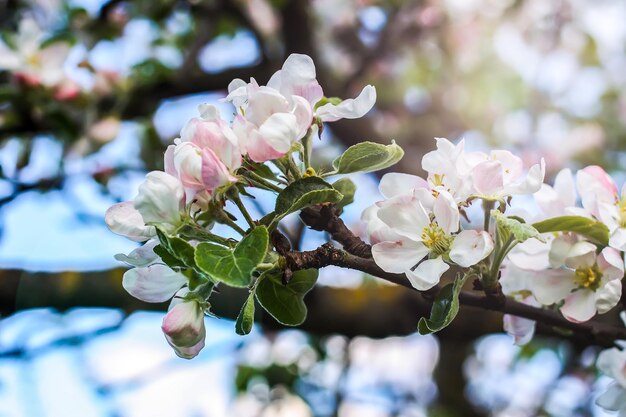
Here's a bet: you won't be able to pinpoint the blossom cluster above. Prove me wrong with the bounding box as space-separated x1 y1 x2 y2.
106 54 375 358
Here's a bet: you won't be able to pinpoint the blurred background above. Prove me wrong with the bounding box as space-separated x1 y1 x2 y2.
0 0 625 416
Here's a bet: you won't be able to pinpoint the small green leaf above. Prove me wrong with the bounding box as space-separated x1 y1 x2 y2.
255 269 318 326
153 244 186 268
155 228 197 268
532 216 609 246
235 293 256 335
195 226 269 287
492 210 544 243
418 274 467 334
332 178 356 211
274 177 343 220
332 141 404 174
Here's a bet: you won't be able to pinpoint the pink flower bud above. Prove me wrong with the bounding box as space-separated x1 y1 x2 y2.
162 299 206 359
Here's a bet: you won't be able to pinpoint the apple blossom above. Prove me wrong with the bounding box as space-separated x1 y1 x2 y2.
595 319 626 414
162 290 207 359
122 263 188 303
368 189 493 290
105 201 155 242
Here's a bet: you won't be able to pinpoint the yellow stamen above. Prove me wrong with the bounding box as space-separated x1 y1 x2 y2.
574 265 602 291
421 223 452 256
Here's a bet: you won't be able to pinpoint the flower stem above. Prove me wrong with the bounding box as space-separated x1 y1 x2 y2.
232 194 256 228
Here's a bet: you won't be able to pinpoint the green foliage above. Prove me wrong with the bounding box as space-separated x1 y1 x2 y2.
492 210 544 244
235 292 256 335
332 178 356 212
274 177 343 220
155 228 197 269
195 226 269 287
255 269 318 326
418 274 467 334
332 141 404 174
533 215 609 246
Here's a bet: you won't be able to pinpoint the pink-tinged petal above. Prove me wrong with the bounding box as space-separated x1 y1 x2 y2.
503 313 535 346
534 184 565 218
379 173 429 199
258 112 299 152
405 257 449 291
273 54 324 105
530 270 577 305
164 145 177 177
560 289 597 322
596 383 626 411
114 239 159 267
162 300 205 348
377 194 431 241
246 130 287 162
246 87 290 126
291 95 314 138
508 238 551 271
371 239 428 274
433 191 459 234
201 148 237 193
472 160 504 195
316 85 376 122
491 150 523 185
505 159 545 195
576 166 617 215
598 247 625 280
609 227 626 252
595 279 621 314
553 168 576 207
105 202 155 242
166 335 205 360
122 264 187 303
449 230 494 267
563 241 597 269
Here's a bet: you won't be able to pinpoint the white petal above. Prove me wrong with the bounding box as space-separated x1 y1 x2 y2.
405 257 449 291
609 228 626 252
560 290 597 322
530 270 577 305
563 241 597 269
595 279 622 314
449 230 494 267
122 264 187 303
371 239 428 274
596 383 626 411
433 191 459 234
377 194 431 241
553 168 576 207
503 314 535 346
599 247 625 280
508 238 551 271
114 239 159 267
379 172 429 199
316 85 376 122
105 202 155 242
505 159 545 195
548 234 576 267
258 112 299 153
471 160 504 196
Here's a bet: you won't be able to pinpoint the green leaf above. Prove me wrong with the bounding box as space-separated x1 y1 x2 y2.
532 216 609 246
274 177 343 220
332 141 404 174
195 226 269 287
255 269 318 326
153 244 185 268
492 210 544 243
332 178 356 211
155 228 197 268
418 274 467 334
235 293 256 335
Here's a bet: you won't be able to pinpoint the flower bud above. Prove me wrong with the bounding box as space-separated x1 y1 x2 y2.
162 298 206 359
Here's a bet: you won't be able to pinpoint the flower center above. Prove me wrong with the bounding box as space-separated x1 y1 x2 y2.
421 223 452 256
574 265 602 291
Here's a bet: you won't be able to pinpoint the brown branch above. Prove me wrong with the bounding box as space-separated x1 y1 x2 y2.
294 204 626 347
283 243 626 347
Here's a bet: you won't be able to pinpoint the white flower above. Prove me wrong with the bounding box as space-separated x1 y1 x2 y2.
596 340 626 413
122 263 188 303
367 190 493 290
105 201 155 242
133 171 185 230
421 138 473 202
512 236 624 323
